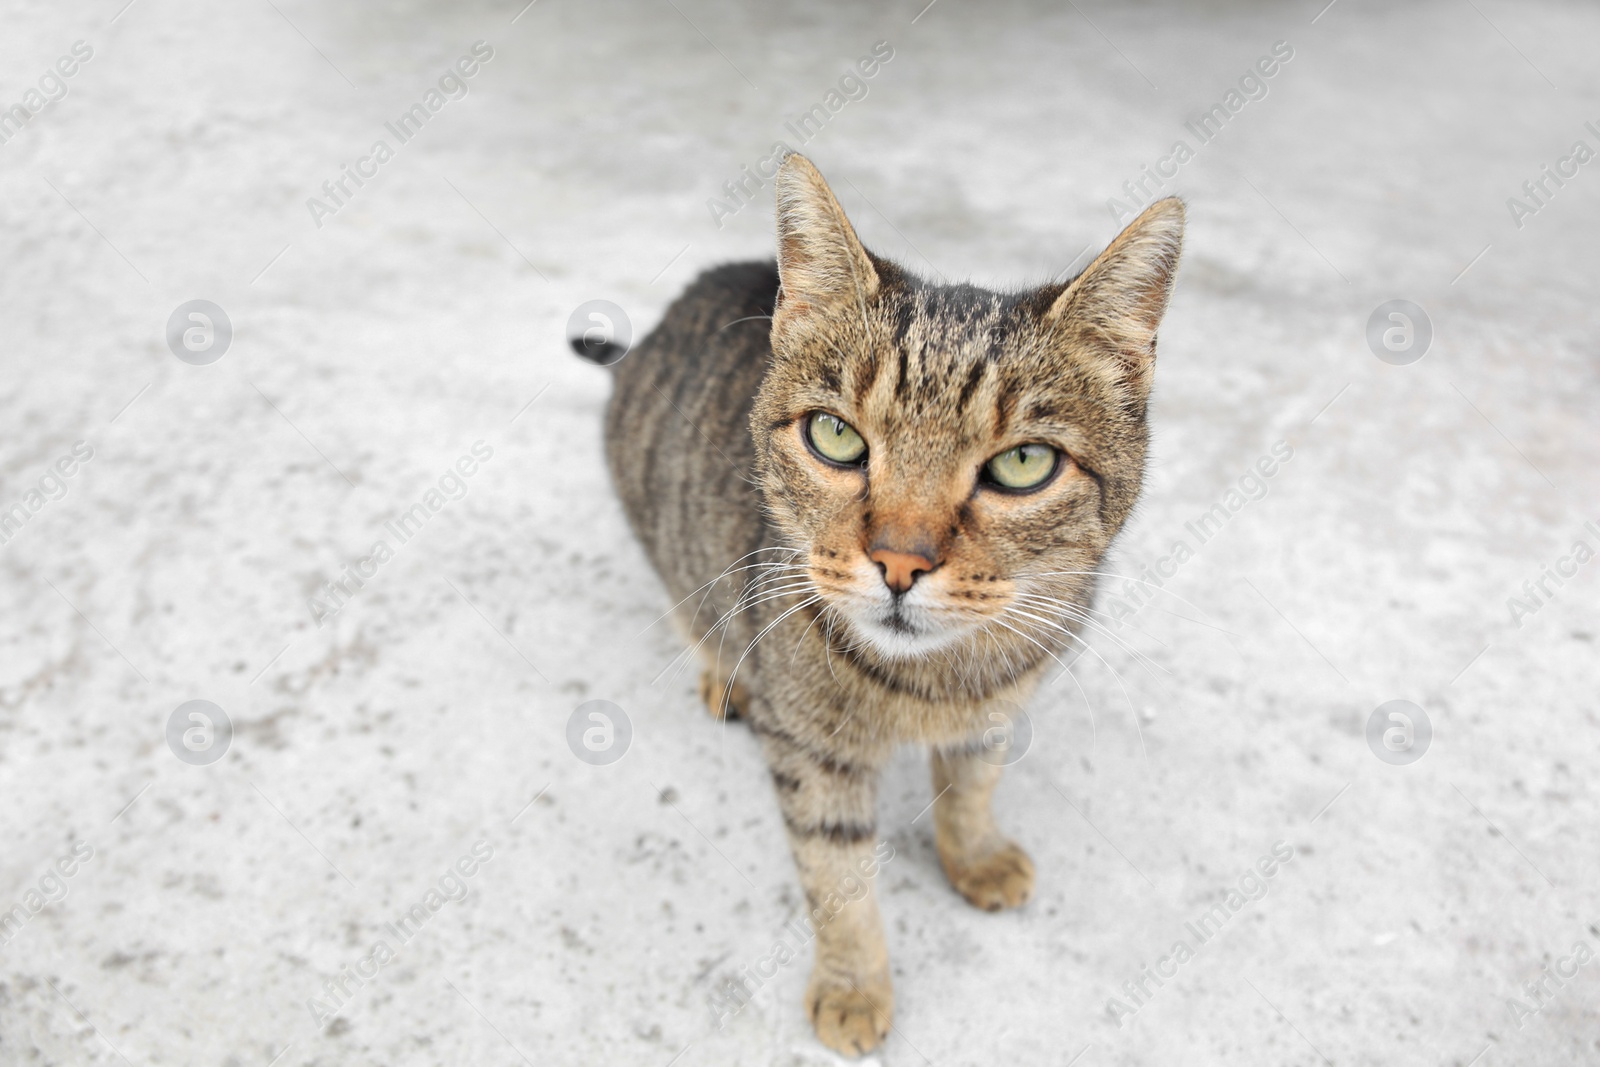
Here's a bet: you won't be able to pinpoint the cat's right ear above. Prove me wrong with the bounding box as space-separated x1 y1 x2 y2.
1045 197 1185 392
772 154 879 342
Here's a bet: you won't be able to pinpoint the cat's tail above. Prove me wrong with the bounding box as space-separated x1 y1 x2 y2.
569 336 628 367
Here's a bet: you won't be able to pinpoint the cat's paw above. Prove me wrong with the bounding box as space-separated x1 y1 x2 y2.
697 667 748 721
805 973 893 1057
940 840 1035 912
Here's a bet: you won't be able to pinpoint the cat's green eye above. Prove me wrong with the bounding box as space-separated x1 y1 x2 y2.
805 412 867 466
984 444 1059 491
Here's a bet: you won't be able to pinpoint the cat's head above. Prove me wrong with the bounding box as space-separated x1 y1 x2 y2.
750 154 1183 663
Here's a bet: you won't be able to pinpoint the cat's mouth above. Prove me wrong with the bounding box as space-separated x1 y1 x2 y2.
810 558 989 659
839 594 974 660
881 606 915 634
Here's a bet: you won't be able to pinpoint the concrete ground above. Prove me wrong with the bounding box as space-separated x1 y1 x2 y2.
2 0 1598 1064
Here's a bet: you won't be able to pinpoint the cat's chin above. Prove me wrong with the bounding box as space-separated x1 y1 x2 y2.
842 612 971 661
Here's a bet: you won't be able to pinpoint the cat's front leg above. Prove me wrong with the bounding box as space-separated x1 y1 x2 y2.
752 719 893 1057
930 743 1035 911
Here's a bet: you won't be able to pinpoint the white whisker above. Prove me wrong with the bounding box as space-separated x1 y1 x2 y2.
719 594 823 714
637 547 805 638
1009 594 1171 684
1018 568 1222 625
667 577 819 689
1004 608 1146 762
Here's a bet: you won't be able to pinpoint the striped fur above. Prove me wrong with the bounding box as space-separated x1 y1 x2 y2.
603 155 1183 1055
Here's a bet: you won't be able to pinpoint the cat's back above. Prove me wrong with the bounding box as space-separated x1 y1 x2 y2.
604 260 779 604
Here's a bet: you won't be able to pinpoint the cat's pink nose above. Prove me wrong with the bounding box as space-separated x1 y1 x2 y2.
869 548 935 594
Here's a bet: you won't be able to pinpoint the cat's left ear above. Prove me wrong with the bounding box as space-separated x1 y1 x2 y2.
771 154 879 343
1046 198 1185 389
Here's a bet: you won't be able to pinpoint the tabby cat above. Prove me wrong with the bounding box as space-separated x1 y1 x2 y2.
587 154 1183 1055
